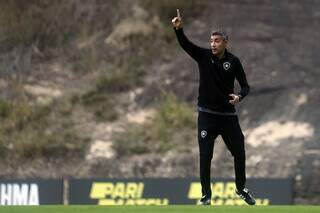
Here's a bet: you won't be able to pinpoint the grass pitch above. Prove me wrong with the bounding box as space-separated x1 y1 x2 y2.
0 206 319 213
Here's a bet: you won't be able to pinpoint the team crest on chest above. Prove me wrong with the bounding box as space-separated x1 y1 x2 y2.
223 62 231 70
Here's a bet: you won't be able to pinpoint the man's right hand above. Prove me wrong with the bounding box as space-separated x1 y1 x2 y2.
172 9 182 29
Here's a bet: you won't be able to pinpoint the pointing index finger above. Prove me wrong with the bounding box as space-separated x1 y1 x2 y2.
177 9 181 19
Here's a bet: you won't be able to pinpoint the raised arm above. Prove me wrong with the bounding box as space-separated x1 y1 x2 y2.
172 9 204 62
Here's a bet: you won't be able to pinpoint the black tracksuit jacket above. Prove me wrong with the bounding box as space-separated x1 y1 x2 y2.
175 28 250 113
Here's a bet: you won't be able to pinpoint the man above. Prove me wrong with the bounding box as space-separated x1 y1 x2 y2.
172 9 256 205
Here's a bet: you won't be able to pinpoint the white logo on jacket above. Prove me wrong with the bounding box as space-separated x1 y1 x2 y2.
223 62 231 70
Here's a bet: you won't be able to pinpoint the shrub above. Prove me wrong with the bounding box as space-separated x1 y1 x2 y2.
113 92 196 156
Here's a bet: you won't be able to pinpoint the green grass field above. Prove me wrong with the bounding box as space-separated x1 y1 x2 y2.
0 206 319 213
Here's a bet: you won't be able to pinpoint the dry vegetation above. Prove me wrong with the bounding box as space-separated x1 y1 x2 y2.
0 0 206 167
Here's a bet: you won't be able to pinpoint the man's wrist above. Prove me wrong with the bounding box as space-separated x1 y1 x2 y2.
238 95 242 102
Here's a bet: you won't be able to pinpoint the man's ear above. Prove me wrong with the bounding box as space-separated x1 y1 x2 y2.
224 40 229 48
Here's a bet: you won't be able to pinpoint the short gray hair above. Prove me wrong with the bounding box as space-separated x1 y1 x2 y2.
211 30 229 41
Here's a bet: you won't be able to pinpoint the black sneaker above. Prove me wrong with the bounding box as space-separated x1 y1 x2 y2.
235 188 256 205
198 195 211 205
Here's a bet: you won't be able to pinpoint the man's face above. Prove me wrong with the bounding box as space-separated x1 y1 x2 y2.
210 35 228 56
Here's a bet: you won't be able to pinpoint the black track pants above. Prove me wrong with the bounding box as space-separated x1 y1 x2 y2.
197 111 246 198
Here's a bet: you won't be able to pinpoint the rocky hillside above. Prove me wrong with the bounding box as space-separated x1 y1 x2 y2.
151 0 320 204
0 0 319 204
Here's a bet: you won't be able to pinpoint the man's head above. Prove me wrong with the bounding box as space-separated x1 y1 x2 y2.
210 30 229 57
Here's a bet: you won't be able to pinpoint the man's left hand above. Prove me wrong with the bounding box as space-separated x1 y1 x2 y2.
229 94 241 106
